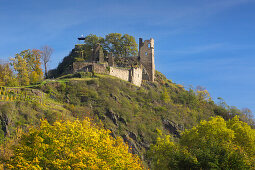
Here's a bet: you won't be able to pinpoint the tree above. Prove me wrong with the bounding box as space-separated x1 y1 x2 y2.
241 108 255 126
161 88 171 103
227 116 255 158
196 85 211 101
121 34 138 57
104 33 138 57
181 116 254 169
0 63 18 86
5 118 144 169
0 63 12 86
148 130 198 170
30 49 44 84
10 49 44 86
10 52 30 86
149 116 255 169
104 33 122 56
41 46 53 78
84 34 104 48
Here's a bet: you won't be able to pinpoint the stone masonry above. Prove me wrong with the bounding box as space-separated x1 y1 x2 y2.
71 37 155 86
109 67 143 87
139 38 155 82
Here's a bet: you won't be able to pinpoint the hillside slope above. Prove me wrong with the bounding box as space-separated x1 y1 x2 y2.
0 71 250 164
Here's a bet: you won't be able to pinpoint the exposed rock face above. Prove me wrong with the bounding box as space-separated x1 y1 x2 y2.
118 117 127 126
110 93 118 102
122 134 140 155
0 112 10 137
129 131 137 141
106 108 119 126
105 108 128 126
162 119 183 137
104 107 184 159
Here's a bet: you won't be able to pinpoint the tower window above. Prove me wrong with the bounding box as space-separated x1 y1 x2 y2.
148 43 151 48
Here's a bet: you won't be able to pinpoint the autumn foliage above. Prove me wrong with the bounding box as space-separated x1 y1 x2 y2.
149 116 255 169
0 49 44 87
5 118 144 169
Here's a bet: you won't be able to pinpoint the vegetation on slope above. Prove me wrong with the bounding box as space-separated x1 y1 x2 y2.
149 116 255 169
0 71 254 169
4 118 143 169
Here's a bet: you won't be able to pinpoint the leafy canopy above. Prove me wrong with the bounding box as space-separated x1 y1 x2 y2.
149 116 255 170
104 33 138 57
83 33 138 57
0 63 18 86
6 118 144 169
10 49 43 86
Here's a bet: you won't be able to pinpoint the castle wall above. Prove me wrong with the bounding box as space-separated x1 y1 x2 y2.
130 67 143 86
73 62 108 74
93 63 108 74
109 67 130 82
109 67 142 86
73 62 93 73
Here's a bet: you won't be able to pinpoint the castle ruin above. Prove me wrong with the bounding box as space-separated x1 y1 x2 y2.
71 38 155 87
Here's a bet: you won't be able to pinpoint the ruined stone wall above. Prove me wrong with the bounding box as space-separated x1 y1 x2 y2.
139 38 155 82
109 67 142 86
114 56 139 67
72 62 108 74
107 53 115 67
73 62 93 73
109 67 130 82
130 67 143 86
71 36 156 86
92 44 104 63
93 63 108 74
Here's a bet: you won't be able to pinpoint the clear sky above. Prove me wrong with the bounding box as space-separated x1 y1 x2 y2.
1 0 255 115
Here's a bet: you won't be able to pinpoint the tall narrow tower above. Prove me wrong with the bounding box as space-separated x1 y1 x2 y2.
139 38 155 82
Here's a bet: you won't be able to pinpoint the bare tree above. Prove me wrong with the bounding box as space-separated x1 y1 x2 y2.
41 45 53 78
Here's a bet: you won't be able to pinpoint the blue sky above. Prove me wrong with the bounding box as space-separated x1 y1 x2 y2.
0 0 255 115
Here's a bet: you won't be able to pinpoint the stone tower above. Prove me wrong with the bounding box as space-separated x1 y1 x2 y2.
139 38 155 82
92 44 104 63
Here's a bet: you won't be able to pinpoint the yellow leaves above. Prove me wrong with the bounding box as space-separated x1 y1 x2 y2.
150 116 255 169
227 116 255 158
181 116 236 149
9 49 44 86
180 116 255 168
6 118 144 169
161 88 171 104
196 87 211 101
